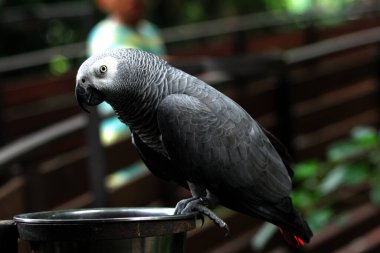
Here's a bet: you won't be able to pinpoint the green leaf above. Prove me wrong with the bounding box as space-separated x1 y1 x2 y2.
286 0 312 15
293 160 320 181
369 150 380 168
343 162 370 185
351 126 378 146
49 55 71 76
327 142 357 162
319 165 346 194
326 126 378 162
291 190 315 209
307 208 333 232
370 184 380 206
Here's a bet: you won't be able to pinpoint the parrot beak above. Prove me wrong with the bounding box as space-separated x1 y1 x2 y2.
75 82 105 113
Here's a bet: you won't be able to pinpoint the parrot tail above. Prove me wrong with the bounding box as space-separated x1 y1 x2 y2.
278 228 305 247
277 211 313 247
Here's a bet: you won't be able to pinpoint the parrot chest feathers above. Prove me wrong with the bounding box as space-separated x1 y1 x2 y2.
113 99 169 157
115 108 167 156
112 68 195 158
134 129 168 157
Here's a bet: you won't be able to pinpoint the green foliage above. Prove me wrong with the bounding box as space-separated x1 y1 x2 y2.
371 184 380 205
307 208 334 231
46 20 80 46
292 189 318 210
265 0 356 15
254 125 379 248
150 0 359 27
263 0 360 28
49 55 71 76
292 125 380 232
181 1 206 23
285 0 313 15
328 126 378 162
319 165 347 194
293 160 319 181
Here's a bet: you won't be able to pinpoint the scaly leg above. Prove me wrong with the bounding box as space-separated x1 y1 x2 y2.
174 182 230 235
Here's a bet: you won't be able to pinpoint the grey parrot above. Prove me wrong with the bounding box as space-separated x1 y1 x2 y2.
75 48 312 246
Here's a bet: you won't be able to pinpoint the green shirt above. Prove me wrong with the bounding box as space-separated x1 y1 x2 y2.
87 18 166 56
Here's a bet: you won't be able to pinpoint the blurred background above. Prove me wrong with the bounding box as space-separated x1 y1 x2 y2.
1 0 380 252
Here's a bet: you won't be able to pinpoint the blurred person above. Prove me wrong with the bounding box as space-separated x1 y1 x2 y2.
88 0 166 56
87 0 166 145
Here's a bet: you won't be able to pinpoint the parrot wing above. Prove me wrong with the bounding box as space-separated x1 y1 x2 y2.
156 92 293 207
261 126 294 178
131 131 188 189
156 92 314 241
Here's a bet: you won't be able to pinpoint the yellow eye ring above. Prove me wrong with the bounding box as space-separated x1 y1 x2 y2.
99 65 107 73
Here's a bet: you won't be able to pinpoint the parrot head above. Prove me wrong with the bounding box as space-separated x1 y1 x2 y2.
75 52 124 112
75 48 163 112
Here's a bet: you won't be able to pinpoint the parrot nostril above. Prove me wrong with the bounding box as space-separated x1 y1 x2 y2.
82 79 86 83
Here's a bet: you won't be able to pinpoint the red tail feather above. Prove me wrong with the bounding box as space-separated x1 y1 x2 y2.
278 228 305 248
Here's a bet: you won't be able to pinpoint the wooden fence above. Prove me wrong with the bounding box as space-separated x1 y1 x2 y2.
0 22 380 253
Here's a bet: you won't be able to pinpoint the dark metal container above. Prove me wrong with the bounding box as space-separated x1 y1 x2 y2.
2 207 196 253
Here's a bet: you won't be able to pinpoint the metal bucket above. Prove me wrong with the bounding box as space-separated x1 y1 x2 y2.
1 207 196 253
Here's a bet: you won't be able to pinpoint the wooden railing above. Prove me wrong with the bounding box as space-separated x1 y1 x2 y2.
0 23 380 253
2 5 380 73
1 25 380 208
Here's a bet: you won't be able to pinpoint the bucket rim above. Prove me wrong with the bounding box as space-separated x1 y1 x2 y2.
14 207 195 224
13 207 197 241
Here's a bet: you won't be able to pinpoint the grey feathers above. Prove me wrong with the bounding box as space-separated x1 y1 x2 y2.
76 48 312 242
77 47 293 205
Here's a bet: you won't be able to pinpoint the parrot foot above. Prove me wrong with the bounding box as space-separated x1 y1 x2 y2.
174 197 199 215
174 197 230 235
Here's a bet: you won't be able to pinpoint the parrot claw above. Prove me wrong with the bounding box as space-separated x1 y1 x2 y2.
174 197 198 215
196 213 205 227
174 197 230 236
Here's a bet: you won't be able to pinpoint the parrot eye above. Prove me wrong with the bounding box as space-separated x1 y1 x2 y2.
99 65 108 73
